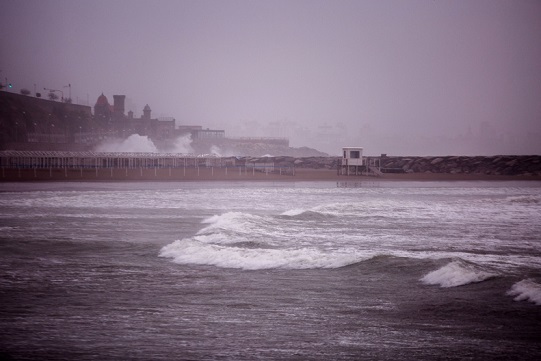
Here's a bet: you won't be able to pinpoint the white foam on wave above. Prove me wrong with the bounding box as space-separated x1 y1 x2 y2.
201 211 262 226
507 279 541 305
420 259 497 288
281 201 405 219
197 212 269 241
159 239 369 270
281 209 306 217
280 203 363 218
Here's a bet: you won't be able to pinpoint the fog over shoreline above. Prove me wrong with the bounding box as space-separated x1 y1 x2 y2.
2 0 540 156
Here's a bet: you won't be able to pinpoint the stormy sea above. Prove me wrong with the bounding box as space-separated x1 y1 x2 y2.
1 180 540 360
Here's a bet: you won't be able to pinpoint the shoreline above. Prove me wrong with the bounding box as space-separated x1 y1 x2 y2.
290 169 541 182
2 167 541 182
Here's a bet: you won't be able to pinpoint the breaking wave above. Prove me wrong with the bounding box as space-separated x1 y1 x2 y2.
159 239 367 270
95 134 158 152
507 279 541 305
159 209 375 270
420 259 498 287
280 203 370 219
194 211 280 246
280 209 336 220
160 198 541 273
200 212 267 235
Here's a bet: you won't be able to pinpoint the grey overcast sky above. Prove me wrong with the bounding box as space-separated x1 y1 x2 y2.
2 0 540 155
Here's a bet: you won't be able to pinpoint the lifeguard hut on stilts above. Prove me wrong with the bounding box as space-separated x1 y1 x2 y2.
339 147 382 176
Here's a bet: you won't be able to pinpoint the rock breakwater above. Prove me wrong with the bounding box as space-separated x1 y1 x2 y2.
378 155 541 176
243 155 541 177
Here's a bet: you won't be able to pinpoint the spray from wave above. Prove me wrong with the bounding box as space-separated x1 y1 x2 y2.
94 133 196 154
208 144 238 157
210 145 222 156
168 134 194 154
95 134 158 152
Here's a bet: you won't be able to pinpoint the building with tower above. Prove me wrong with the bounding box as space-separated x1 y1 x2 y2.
142 104 151 120
94 93 112 122
93 94 176 143
113 95 125 119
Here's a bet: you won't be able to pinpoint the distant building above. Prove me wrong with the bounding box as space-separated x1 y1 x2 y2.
94 93 113 121
340 146 365 175
342 147 363 164
339 146 382 176
93 94 176 142
193 128 225 140
113 95 125 118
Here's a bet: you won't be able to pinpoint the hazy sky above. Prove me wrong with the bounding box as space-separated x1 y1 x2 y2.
2 0 540 155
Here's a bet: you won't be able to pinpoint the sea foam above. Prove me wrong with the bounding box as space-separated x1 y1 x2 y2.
196 212 274 244
507 279 541 305
420 259 497 287
281 202 366 218
281 208 306 217
200 211 269 231
159 239 366 270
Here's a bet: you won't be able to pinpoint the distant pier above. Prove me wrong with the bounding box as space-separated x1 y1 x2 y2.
0 151 294 181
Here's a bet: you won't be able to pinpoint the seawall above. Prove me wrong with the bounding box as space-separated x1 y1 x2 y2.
2 154 540 182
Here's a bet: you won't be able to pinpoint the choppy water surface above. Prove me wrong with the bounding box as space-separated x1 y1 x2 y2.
1 181 540 360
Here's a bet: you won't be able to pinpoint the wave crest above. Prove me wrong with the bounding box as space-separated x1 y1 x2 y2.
280 202 370 220
420 259 497 288
507 279 541 305
197 212 270 243
159 239 367 270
